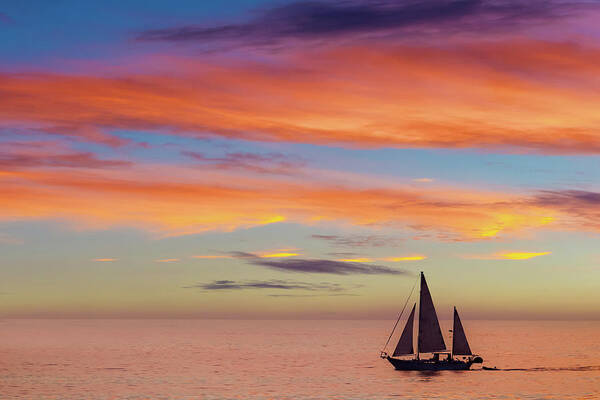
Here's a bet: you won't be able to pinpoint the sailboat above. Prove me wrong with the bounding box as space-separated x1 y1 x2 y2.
380 272 483 371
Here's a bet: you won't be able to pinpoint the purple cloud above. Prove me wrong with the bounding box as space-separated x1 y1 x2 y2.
137 0 586 46
182 279 351 291
229 252 410 275
182 151 305 174
0 141 131 169
533 190 600 207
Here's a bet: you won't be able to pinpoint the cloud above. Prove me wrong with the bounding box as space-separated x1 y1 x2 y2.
257 250 300 258
233 252 411 275
381 255 427 261
4 38 600 154
336 255 426 262
192 249 300 259
464 251 551 260
182 279 351 292
0 142 131 169
253 258 409 275
0 165 561 239
92 258 117 262
136 0 583 46
534 190 600 207
182 151 305 175
155 258 180 263
531 190 600 231
311 234 401 247
413 178 434 183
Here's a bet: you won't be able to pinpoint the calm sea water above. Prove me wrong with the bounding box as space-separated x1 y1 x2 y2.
1 319 599 399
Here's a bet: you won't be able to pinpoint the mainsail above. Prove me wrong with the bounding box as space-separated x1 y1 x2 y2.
393 303 415 356
418 272 446 353
452 307 472 355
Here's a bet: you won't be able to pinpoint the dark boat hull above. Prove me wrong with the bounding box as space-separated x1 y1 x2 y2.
386 356 472 371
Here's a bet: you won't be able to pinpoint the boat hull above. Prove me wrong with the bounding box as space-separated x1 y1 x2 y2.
386 356 472 371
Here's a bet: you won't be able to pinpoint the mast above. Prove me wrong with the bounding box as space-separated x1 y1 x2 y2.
416 272 421 360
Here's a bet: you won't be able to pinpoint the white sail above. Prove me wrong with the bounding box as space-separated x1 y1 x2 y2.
393 303 415 356
418 272 446 353
452 307 472 355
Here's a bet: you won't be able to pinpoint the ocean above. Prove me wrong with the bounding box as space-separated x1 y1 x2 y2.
2 319 599 399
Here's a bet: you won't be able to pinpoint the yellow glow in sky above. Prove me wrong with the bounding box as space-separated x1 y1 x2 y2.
260 252 300 258
497 252 551 260
263 215 286 224
382 255 427 261
464 251 552 260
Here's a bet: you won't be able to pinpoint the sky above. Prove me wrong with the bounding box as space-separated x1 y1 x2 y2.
1 0 600 319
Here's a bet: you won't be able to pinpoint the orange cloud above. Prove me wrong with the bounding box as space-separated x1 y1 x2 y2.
0 165 563 240
2 40 600 153
92 258 117 262
155 258 180 263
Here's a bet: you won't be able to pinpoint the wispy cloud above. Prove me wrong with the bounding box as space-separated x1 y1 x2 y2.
192 249 300 260
231 252 411 275
182 279 351 292
136 0 584 46
92 258 117 262
4 39 600 153
311 234 401 247
182 151 305 175
0 141 131 169
534 190 600 208
335 257 373 263
259 252 300 258
381 255 427 262
256 249 300 258
0 166 561 239
413 178 434 183
464 251 551 260
155 258 180 263
531 190 600 231
337 255 426 262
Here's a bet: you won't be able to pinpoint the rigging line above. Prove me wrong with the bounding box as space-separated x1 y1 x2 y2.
381 273 419 353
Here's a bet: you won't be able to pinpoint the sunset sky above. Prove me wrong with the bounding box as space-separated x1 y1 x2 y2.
2 0 600 319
